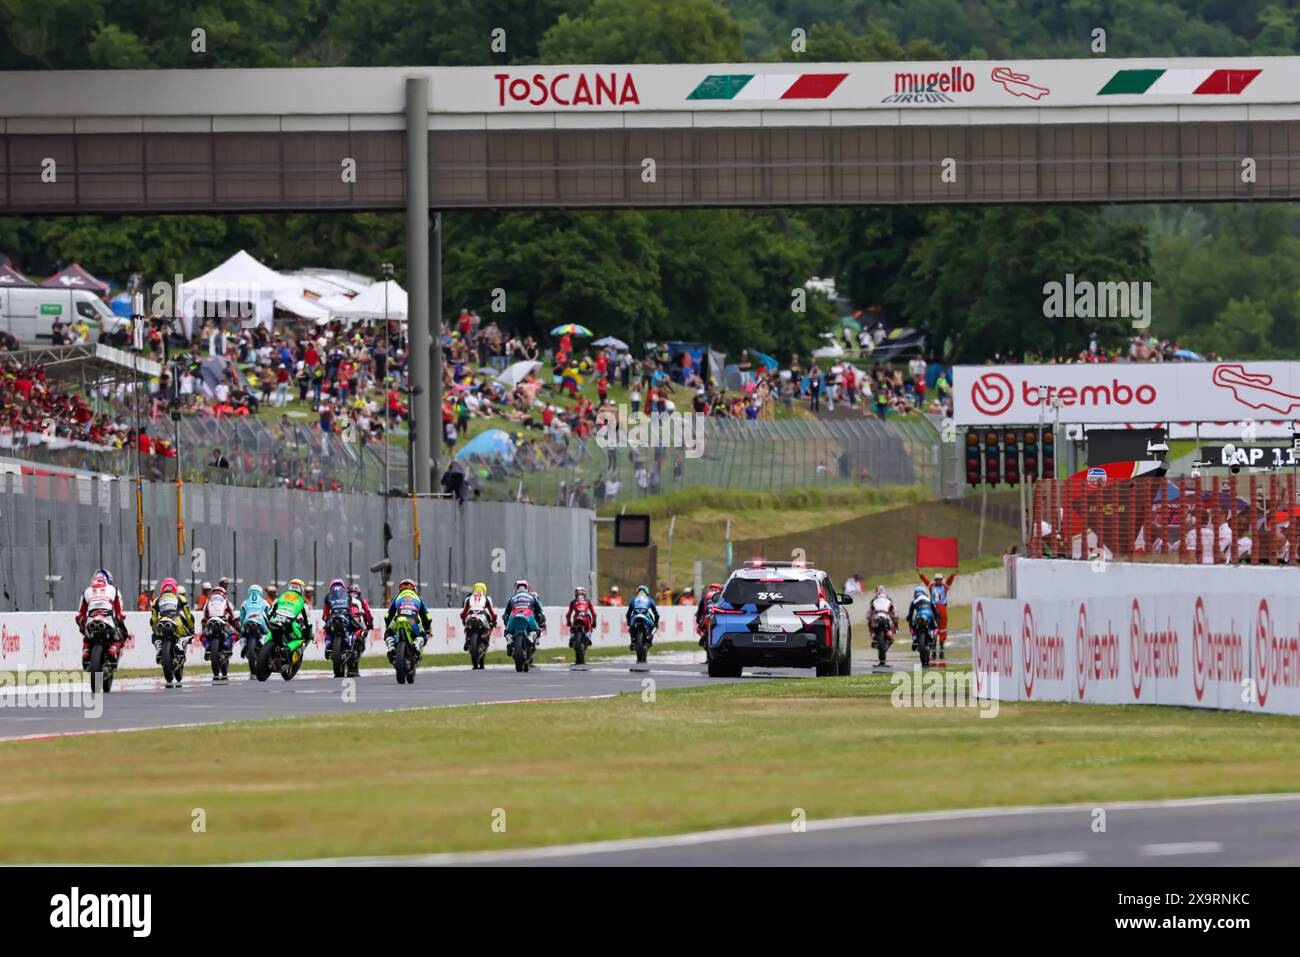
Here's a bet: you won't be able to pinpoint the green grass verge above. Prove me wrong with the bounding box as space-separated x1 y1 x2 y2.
3 671 1298 863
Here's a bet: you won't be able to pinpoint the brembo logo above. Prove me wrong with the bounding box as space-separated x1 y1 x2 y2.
42 625 61 658
969 371 1159 418
495 72 640 107
1020 604 1065 698
970 373 1013 416
1128 599 1179 699
1254 598 1300 707
1190 596 1243 701
972 601 1013 696
0 625 18 657
1075 603 1120 700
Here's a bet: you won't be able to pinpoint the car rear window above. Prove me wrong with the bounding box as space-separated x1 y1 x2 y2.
722 577 819 607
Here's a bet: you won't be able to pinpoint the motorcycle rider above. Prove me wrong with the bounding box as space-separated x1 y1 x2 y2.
238 583 271 661
322 578 354 661
459 582 498 650
906 585 937 656
565 586 596 650
503 579 545 658
385 578 432 662
200 582 236 672
869 585 898 665
76 568 128 670
150 577 195 663
269 579 312 655
626 584 660 650
695 582 723 647
349 584 375 659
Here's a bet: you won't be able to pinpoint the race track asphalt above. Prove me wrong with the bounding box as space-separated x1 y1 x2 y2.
288 794 1300 867
0 660 797 741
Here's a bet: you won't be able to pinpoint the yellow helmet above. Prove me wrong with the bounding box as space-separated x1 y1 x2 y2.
287 579 306 595
473 582 487 594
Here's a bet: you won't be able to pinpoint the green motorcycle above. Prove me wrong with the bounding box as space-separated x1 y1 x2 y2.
255 610 308 682
390 615 421 685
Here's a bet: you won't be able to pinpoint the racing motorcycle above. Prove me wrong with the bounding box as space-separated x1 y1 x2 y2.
326 610 362 679
83 608 119 693
255 610 307 682
912 613 937 669
155 616 188 687
203 617 232 680
871 610 894 667
506 615 538 673
390 615 421 684
240 617 266 671
568 608 594 665
464 609 492 670
629 610 655 665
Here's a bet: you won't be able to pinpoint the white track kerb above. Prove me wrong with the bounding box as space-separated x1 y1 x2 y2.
977 558 1300 715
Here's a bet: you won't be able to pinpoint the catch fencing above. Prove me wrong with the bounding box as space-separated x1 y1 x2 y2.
1028 474 1300 565
0 472 593 612
470 415 949 506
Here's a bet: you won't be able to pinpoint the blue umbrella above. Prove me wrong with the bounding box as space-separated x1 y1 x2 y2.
455 428 516 463
1174 349 1203 361
748 349 779 371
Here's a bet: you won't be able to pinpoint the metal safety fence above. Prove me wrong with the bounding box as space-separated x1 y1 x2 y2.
0 473 592 612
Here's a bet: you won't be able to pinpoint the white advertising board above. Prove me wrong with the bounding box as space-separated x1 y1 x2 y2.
975 560 1300 715
954 362 1300 426
0 607 700 674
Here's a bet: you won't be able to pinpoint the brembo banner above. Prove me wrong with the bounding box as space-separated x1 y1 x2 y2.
0 607 699 673
974 561 1300 715
954 361 1300 426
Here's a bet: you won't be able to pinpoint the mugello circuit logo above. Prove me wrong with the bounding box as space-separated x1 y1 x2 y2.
495 71 640 107
1191 596 1242 701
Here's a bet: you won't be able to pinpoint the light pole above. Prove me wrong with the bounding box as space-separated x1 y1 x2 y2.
381 262 394 606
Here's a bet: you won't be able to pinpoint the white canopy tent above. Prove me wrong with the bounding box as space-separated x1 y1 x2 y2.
329 279 407 324
178 250 306 336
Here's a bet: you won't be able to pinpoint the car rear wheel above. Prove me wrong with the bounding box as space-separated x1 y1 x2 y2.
707 657 741 678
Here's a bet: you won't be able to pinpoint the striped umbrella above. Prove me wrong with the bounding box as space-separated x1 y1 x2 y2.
550 323 593 337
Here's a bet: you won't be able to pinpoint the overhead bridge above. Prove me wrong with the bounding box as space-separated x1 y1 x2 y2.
2 57 1300 213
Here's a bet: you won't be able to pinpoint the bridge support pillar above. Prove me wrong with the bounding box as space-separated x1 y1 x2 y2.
405 75 432 494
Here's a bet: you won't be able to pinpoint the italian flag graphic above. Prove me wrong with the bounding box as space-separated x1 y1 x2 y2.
687 73 848 101
1098 68 1261 96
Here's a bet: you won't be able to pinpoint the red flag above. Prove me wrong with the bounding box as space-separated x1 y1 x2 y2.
916 535 958 569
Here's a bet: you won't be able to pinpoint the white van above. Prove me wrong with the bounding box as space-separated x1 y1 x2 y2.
0 287 125 345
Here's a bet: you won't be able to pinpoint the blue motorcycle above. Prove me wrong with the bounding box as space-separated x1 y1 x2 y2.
629 611 656 664
912 611 937 668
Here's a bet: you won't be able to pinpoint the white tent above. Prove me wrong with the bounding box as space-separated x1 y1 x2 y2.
178 250 298 336
329 279 407 324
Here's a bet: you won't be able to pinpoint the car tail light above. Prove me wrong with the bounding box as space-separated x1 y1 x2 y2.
713 607 744 615
797 609 833 647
